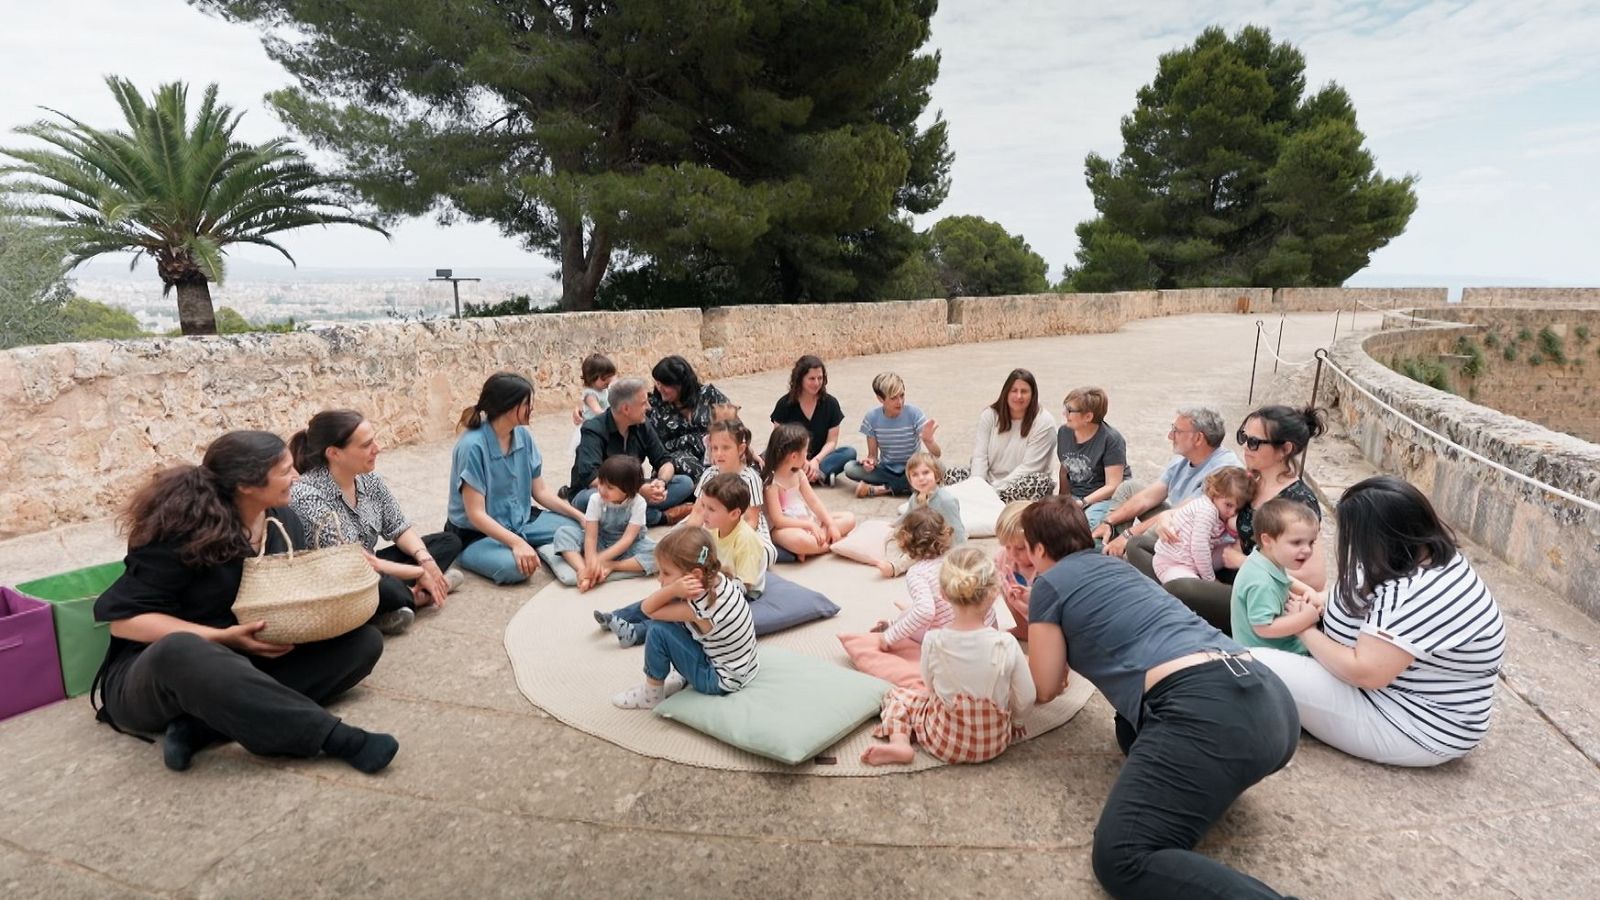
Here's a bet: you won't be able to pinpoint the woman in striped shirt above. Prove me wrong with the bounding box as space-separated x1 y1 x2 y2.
611 527 760 709
1256 476 1505 766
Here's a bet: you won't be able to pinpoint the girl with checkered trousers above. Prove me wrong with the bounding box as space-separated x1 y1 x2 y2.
861 546 1036 766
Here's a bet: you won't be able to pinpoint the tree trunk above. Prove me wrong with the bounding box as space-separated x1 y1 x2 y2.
174 277 217 336
558 215 612 312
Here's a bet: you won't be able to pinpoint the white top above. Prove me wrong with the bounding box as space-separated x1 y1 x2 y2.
970 406 1059 489
689 573 761 692
920 628 1036 716
1320 552 1504 757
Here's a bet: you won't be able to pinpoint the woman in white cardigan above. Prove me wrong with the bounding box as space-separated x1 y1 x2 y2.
944 368 1058 502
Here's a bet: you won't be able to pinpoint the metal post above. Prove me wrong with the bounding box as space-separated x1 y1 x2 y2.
1306 349 1329 471
1248 320 1263 404
1274 312 1286 373
1331 308 1342 345
453 281 462 319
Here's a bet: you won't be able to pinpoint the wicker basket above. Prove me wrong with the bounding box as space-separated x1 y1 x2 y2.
233 516 379 644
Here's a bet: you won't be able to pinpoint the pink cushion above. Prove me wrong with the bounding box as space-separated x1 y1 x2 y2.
837 632 925 690
830 518 894 566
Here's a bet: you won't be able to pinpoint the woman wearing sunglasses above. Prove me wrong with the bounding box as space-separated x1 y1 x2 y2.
1149 404 1328 632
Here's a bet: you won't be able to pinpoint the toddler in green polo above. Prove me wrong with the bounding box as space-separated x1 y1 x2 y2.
1231 498 1322 654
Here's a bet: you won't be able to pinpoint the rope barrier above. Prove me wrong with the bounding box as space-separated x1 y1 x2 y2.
1318 354 1600 514
1254 320 1318 368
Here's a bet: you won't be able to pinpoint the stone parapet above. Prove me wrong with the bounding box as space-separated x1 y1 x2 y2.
7 285 1596 538
1460 287 1600 307
700 300 946 377
1322 320 1600 619
1274 287 1448 312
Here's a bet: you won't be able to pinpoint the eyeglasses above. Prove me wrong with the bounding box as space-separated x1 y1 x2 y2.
1235 428 1286 451
1168 427 1199 437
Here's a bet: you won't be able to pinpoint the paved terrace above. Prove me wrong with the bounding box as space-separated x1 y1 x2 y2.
2 312 1597 899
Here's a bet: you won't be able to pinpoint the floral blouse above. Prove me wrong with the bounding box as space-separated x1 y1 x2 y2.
647 383 730 480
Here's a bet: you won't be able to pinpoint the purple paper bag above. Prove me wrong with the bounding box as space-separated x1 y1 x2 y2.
1 586 67 720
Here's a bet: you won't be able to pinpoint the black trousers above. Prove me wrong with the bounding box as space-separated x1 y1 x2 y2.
1126 533 1235 634
100 626 384 758
1095 658 1300 900
374 531 464 614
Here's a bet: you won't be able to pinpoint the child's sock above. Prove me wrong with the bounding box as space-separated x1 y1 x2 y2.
593 609 614 629
611 619 644 647
612 682 666 710
321 722 400 774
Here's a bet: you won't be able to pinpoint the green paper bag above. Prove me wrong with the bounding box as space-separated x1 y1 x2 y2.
15 562 124 698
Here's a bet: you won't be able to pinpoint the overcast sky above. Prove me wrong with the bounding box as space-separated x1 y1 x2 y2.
3 0 1597 285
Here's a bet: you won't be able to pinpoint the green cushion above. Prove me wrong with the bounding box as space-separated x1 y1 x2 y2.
653 646 890 765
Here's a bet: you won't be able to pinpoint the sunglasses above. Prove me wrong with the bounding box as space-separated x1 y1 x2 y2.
1235 428 1286 451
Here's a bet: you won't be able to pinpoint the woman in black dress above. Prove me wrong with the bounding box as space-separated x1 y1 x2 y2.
92 430 395 773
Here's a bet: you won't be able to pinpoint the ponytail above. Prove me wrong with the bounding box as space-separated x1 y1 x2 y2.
290 409 364 472
458 372 534 433
707 418 760 470
1247 404 1327 478
121 430 287 567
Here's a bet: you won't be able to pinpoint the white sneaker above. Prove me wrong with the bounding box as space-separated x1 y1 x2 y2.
374 607 415 636
611 682 666 710
444 568 465 593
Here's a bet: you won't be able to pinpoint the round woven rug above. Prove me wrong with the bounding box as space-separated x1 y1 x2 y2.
503 553 1095 776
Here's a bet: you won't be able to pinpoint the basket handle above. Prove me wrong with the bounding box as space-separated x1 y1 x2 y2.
308 509 347 550
256 516 295 560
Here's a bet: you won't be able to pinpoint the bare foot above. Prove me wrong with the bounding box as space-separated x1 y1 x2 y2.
875 561 896 578
578 577 593 592
861 742 916 766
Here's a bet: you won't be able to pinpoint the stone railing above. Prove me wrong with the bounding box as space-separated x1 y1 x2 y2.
1320 311 1600 619
0 284 1468 538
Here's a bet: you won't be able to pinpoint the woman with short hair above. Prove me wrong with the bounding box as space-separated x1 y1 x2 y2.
1256 476 1505 767
1022 495 1297 899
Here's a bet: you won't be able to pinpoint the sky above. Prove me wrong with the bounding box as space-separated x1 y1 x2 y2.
2 0 1598 286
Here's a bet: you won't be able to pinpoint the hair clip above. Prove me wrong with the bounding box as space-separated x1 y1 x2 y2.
695 545 710 565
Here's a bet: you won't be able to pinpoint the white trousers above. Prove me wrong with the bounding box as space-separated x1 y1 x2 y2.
1253 647 1451 768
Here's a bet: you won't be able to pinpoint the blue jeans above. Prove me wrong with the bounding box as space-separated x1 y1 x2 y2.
572 474 693 526
643 621 726 695
817 447 857 480
842 461 911 495
457 511 581 585
547 525 657 586
1084 500 1112 533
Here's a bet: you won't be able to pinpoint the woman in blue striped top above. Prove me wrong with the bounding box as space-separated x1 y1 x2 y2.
1256 476 1505 766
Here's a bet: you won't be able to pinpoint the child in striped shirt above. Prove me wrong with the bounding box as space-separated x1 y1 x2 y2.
609 528 760 709
1152 467 1253 584
845 371 941 498
872 507 996 649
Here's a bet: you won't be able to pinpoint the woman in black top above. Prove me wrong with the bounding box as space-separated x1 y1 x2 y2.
647 355 730 481
769 355 857 484
92 431 395 774
1131 405 1328 632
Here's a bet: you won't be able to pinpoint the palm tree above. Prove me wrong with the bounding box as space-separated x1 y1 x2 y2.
0 77 387 335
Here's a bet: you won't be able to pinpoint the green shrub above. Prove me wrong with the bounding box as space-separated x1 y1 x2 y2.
1394 356 1450 392
1528 353 1544 366
1576 325 1591 343
1517 327 1533 342
1453 335 1485 378
1538 326 1566 363
1483 332 1500 348
1504 344 1518 361
462 294 545 317
60 297 147 340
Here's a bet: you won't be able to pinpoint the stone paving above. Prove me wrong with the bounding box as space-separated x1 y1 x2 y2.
2 312 1597 899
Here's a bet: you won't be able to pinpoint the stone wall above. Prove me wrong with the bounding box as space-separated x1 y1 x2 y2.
1460 287 1600 308
1321 316 1600 619
1274 287 1449 312
1372 307 1600 442
0 284 1558 538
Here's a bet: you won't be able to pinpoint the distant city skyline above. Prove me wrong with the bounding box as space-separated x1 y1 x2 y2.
5 1 1599 287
